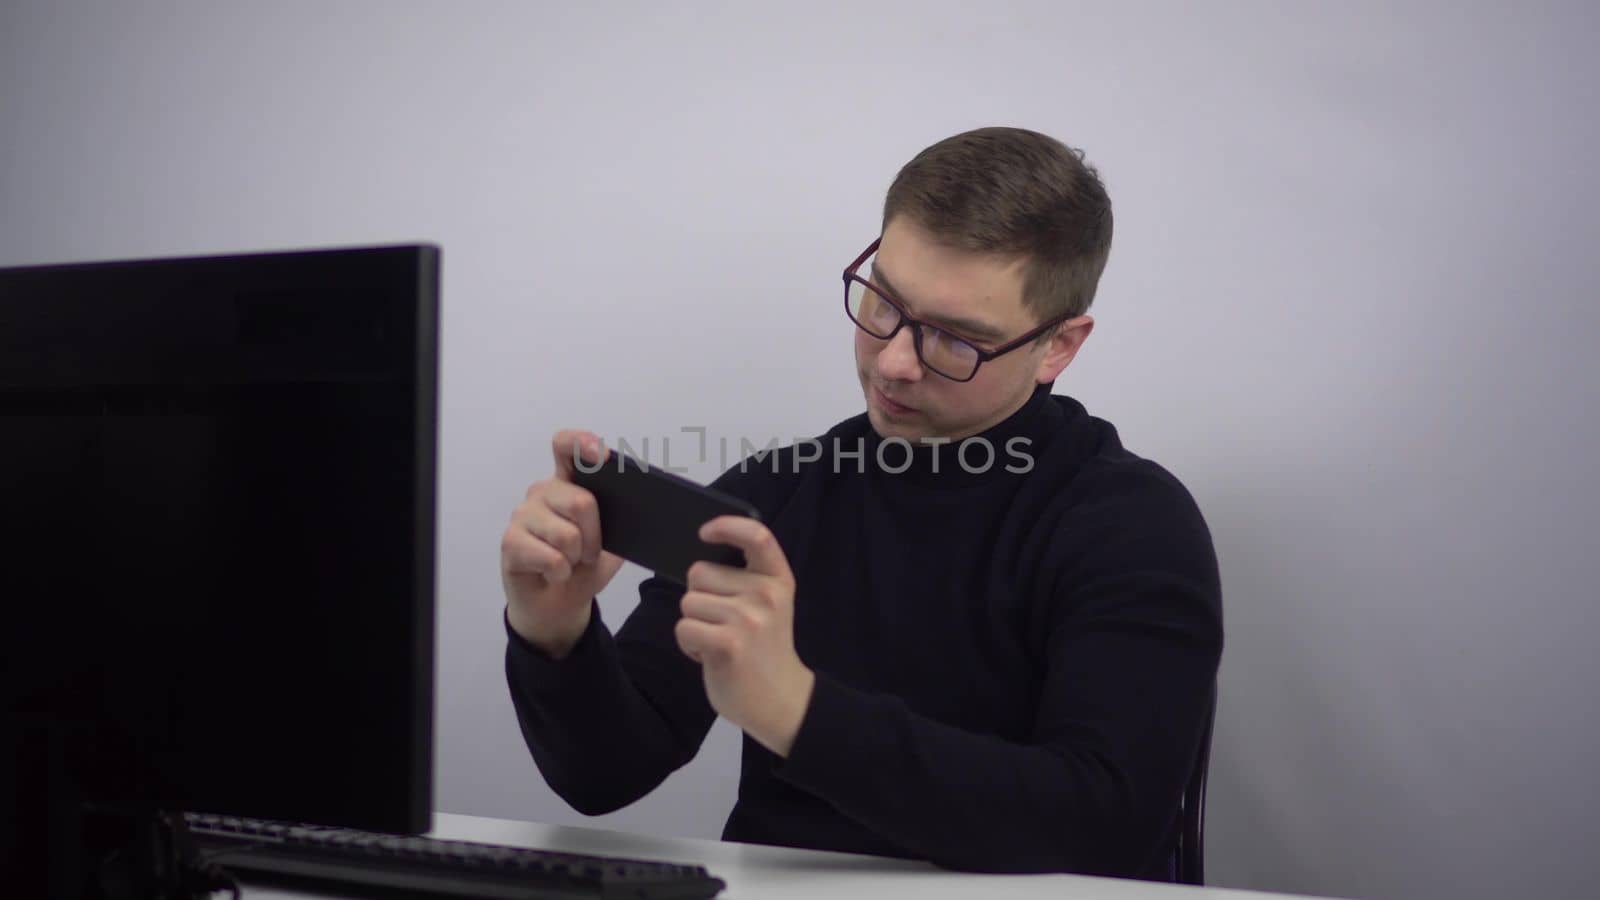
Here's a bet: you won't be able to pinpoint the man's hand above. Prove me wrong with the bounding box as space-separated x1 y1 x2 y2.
675 516 815 758
501 430 627 659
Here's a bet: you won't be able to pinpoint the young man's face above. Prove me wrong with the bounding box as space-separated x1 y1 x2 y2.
855 216 1093 442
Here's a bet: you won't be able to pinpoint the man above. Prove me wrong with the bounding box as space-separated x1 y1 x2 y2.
499 126 1223 880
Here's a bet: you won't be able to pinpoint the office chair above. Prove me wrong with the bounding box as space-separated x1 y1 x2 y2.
1173 683 1217 885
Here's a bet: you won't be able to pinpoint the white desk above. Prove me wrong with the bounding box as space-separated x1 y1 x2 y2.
237 812 1328 900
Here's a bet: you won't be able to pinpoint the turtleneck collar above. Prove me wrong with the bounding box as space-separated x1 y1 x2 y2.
860 382 1058 488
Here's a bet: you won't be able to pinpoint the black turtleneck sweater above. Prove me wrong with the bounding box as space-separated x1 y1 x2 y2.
504 385 1222 879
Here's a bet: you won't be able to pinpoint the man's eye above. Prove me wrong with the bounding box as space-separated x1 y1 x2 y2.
932 327 978 351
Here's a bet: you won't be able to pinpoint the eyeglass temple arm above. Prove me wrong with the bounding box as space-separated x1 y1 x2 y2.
843 237 882 280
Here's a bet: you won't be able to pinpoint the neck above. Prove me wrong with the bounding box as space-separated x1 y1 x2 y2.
864 383 1056 488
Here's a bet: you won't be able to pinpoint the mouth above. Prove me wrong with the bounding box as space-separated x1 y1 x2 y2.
872 385 917 415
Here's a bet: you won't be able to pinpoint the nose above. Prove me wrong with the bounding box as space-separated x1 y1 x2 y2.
875 327 923 382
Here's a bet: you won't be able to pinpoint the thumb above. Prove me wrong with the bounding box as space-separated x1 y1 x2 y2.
592 549 626 584
553 429 607 482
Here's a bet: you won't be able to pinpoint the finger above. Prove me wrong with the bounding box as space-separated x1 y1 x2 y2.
510 494 584 566
680 589 746 626
699 516 791 580
552 429 608 481
523 512 583 569
543 481 604 564
501 526 574 582
675 617 731 665
684 559 753 596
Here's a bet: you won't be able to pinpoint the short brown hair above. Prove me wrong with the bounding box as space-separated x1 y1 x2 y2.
881 127 1113 325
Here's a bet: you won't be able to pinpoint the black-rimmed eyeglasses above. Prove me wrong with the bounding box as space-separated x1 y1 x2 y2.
842 237 1070 382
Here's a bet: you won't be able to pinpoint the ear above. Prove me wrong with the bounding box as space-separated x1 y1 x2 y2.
1034 315 1094 383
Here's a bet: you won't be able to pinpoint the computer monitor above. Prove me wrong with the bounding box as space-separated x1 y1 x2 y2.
0 244 440 893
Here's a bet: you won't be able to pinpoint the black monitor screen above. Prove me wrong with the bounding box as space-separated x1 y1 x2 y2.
1 244 438 844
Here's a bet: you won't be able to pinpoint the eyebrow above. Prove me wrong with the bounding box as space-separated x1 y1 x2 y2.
868 263 1009 344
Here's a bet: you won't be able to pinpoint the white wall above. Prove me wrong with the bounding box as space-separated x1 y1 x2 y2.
4 3 1597 898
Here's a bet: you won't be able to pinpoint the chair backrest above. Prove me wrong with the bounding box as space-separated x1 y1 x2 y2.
1174 682 1218 885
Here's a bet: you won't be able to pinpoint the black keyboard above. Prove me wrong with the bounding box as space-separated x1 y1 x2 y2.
184 813 727 900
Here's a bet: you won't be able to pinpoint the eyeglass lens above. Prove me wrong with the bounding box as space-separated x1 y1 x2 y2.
846 277 981 379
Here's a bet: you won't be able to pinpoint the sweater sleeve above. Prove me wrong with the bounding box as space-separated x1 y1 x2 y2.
502 452 795 816
504 575 715 815
772 468 1223 876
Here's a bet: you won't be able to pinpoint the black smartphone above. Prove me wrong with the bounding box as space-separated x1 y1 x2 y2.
571 451 761 585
